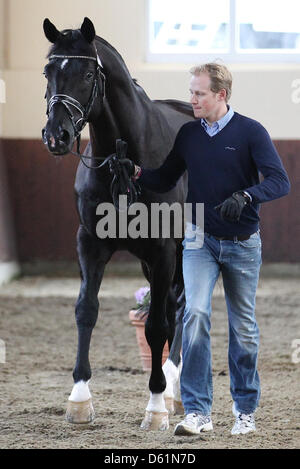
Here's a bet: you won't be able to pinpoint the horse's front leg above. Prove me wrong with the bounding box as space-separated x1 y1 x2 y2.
140 244 176 431
66 227 113 424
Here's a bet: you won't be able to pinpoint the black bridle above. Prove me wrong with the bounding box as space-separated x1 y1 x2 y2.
45 51 115 169
46 52 105 138
44 51 140 209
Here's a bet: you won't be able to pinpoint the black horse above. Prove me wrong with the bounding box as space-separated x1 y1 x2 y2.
42 17 195 430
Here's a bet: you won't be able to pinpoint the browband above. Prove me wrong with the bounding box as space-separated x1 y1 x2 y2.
49 53 103 68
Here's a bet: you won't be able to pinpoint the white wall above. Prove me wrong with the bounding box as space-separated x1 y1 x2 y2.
0 0 6 136
0 0 5 69
1 0 300 139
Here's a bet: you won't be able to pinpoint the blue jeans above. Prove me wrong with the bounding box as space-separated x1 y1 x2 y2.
181 230 262 416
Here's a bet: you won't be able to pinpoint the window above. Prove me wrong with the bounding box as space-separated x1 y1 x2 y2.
148 0 300 62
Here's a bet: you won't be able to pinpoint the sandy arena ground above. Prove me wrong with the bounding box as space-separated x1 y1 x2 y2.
0 273 299 449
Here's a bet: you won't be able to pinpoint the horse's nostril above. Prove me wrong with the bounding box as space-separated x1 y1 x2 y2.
59 129 70 145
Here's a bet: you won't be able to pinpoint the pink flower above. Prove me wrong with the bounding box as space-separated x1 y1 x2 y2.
135 286 150 306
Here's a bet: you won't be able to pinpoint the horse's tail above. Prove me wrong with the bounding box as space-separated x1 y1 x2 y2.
168 240 185 367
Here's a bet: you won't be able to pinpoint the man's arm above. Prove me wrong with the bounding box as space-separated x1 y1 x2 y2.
214 122 291 222
244 124 291 203
134 130 187 193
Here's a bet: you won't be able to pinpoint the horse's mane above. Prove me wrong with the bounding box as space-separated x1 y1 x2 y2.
95 35 125 64
95 35 144 91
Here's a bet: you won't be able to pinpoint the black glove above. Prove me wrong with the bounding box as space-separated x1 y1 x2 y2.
214 192 250 222
109 157 135 177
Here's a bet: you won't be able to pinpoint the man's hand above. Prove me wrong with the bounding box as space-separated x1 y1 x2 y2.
109 157 135 177
214 192 250 222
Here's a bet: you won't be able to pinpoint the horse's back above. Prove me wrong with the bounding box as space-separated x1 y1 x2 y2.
153 100 195 132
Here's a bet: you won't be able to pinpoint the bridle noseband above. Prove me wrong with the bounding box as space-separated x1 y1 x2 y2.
46 52 106 140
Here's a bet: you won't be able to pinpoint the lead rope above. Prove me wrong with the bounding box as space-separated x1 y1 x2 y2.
109 140 141 211
69 136 141 210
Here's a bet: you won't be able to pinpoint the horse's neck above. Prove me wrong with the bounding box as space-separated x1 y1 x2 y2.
96 36 145 108
94 38 163 162
88 103 121 159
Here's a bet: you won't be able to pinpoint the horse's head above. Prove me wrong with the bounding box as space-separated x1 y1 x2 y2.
42 17 105 155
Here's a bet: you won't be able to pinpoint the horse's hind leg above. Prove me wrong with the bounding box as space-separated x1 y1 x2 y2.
66 226 113 424
140 243 176 431
162 242 185 414
163 289 185 415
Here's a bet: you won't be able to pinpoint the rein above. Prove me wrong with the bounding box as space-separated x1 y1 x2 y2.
70 134 111 170
71 137 141 210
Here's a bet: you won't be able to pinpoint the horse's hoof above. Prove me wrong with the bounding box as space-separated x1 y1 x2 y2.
140 410 169 431
65 398 95 424
164 396 175 415
174 399 184 415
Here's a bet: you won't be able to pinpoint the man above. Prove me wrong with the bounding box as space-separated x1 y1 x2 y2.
117 63 290 435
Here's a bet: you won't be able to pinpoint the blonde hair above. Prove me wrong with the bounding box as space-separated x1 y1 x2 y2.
190 63 232 102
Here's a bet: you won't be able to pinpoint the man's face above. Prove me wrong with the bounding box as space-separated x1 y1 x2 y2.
189 73 224 122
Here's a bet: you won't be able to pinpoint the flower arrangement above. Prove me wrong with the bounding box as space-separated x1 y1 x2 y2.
129 285 169 371
134 286 150 318
135 286 150 307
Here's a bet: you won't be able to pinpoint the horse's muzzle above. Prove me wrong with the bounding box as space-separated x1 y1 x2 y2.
42 126 72 156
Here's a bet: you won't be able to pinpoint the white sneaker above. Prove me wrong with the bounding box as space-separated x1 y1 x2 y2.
174 413 213 436
231 403 256 435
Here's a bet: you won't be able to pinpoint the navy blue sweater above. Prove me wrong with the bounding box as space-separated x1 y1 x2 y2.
139 112 290 237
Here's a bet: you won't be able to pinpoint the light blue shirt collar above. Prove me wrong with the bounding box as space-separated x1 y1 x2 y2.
201 105 234 137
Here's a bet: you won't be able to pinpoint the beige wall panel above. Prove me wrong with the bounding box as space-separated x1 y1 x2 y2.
0 0 5 69
0 0 5 135
2 70 51 139
2 70 89 139
3 67 299 140
1 0 300 139
8 0 145 70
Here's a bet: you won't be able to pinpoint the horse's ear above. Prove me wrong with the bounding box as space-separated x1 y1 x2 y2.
43 18 61 43
80 17 96 43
